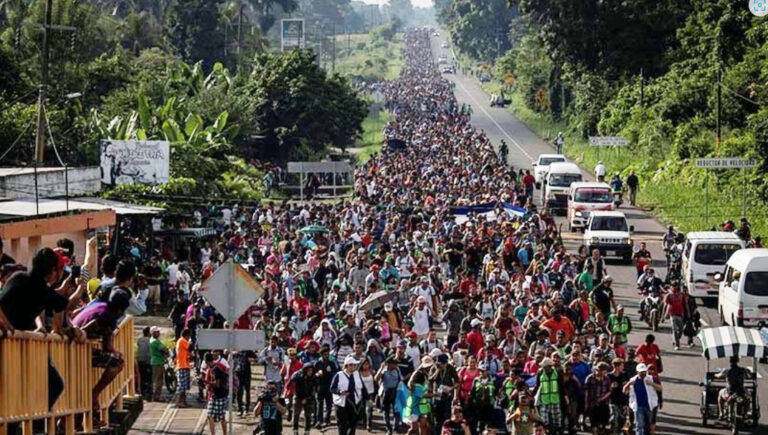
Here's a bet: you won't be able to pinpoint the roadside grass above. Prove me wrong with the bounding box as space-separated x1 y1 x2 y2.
334 33 404 81
356 111 393 164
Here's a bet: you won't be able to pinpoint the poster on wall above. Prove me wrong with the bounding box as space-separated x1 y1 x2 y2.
100 140 170 186
281 18 305 51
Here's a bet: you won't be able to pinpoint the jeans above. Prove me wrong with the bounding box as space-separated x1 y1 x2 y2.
382 389 397 432
236 372 251 413
629 188 637 205
48 360 64 410
634 407 652 435
315 390 333 425
293 398 315 431
336 404 360 435
671 315 684 347
139 362 152 397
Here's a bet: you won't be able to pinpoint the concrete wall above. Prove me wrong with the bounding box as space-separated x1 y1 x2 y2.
0 167 101 199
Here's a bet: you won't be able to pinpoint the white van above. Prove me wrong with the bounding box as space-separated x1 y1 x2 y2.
532 154 566 185
718 248 768 327
682 232 745 299
567 182 614 230
544 162 582 214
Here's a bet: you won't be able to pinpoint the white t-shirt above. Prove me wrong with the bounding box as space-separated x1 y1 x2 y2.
412 306 431 336
413 286 436 311
200 248 211 266
167 263 179 285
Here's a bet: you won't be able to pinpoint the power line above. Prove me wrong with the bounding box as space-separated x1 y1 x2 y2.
0 122 33 163
42 102 66 166
720 82 761 106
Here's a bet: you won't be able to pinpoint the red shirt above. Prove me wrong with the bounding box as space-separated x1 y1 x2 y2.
664 292 686 317
636 343 661 370
522 174 535 189
466 330 484 355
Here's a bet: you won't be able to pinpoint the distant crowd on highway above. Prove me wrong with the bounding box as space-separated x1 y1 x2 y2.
2 28 745 435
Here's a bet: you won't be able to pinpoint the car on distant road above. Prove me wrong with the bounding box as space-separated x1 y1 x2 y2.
441 41 449 49
441 65 455 74
584 211 634 263
433 31 440 37
437 56 448 65
531 153 566 186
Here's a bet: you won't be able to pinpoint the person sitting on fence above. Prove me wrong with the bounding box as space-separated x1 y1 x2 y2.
72 289 131 414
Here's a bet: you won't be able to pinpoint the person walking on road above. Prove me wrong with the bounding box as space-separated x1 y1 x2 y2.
331 355 368 435
626 171 639 206
594 161 607 182
137 326 152 398
149 326 168 402
175 328 192 407
663 284 688 350
624 363 662 435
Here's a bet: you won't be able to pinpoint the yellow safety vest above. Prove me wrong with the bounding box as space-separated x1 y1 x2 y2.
539 370 560 405
609 315 630 341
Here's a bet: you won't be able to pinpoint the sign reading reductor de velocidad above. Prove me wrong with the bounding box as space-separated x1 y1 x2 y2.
694 158 758 169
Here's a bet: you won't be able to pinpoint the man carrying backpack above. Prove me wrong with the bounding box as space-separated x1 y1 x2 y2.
468 362 496 434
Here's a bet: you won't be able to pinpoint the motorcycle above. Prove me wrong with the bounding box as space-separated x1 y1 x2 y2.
165 349 177 394
727 393 749 435
642 291 663 331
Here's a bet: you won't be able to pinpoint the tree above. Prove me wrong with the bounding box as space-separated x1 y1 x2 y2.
165 0 225 70
439 0 517 61
247 49 366 161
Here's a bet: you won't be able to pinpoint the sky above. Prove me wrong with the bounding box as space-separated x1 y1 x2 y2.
359 0 434 8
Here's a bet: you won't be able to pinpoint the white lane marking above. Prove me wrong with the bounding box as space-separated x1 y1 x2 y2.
452 75 535 161
700 317 709 326
152 402 175 434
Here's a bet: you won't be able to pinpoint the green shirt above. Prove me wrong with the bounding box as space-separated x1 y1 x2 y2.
577 271 594 292
150 337 167 366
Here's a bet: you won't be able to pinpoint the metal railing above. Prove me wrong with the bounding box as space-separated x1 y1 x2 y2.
0 315 135 434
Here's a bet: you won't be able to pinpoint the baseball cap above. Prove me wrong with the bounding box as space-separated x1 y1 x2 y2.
343 355 360 366
636 363 648 373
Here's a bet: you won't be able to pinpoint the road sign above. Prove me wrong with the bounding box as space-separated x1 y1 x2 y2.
197 329 265 351
281 19 305 51
694 158 758 169
198 260 263 324
589 136 628 147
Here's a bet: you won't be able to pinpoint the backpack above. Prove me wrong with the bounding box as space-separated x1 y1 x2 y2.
469 379 493 408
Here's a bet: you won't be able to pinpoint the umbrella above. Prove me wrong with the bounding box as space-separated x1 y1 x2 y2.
358 290 393 312
300 225 329 235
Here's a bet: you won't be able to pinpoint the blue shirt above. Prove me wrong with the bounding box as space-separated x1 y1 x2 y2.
572 361 592 387
634 377 650 409
517 248 530 266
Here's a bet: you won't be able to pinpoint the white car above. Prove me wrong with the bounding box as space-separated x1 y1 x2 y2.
584 211 634 263
441 41 449 49
682 232 745 299
531 153 566 185
437 56 448 65
441 65 455 74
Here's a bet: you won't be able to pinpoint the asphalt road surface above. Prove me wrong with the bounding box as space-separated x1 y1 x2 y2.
431 33 767 434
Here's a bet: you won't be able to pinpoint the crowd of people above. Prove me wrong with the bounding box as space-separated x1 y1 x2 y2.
0 28 733 435
138 29 671 435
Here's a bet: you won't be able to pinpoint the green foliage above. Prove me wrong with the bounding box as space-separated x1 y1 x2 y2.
439 0 517 61
165 0 225 70
248 49 367 160
449 0 768 234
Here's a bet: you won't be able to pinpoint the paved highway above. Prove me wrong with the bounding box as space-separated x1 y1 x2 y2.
431 33 767 434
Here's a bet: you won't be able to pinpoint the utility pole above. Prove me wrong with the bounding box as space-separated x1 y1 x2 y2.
331 22 336 73
639 68 644 107
716 66 722 150
34 0 53 164
237 4 244 63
